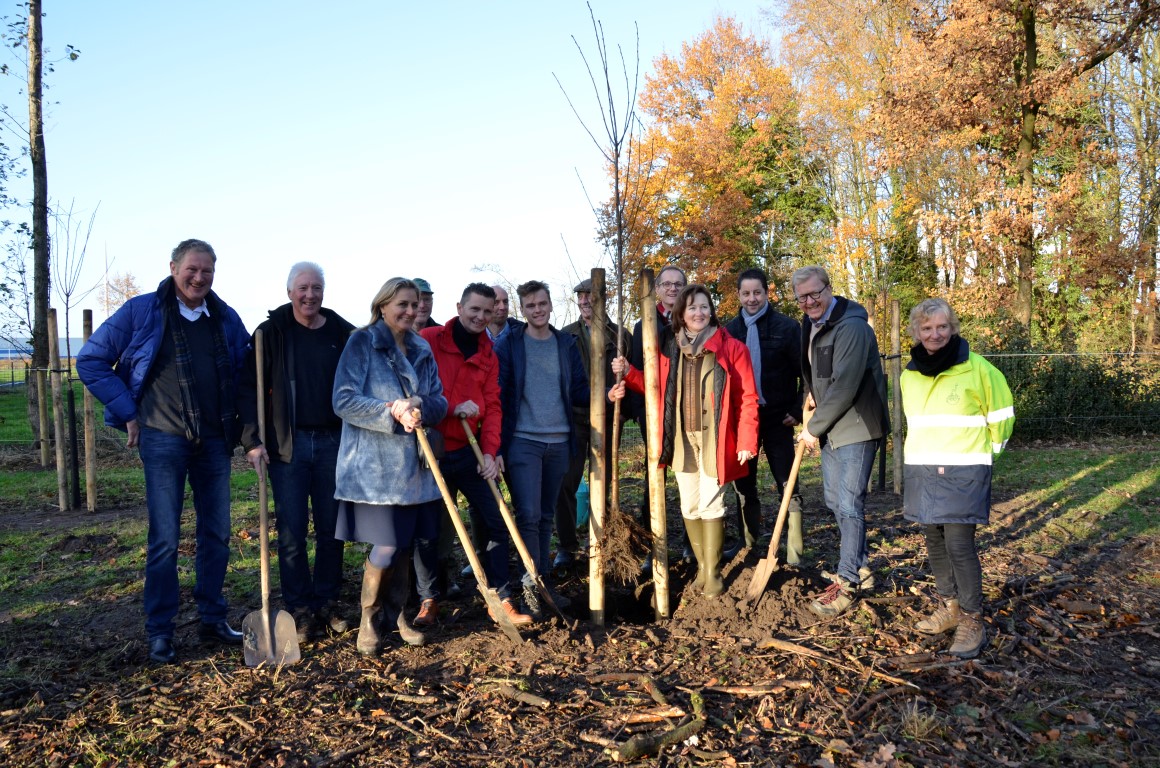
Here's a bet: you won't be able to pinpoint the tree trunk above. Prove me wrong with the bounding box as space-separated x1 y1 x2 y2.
28 0 50 437
1014 2 1039 332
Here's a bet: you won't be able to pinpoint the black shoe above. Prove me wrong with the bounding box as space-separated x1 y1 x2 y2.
723 541 743 561
552 550 575 571
291 610 314 644
444 580 464 600
198 620 243 646
681 546 695 563
318 603 350 634
149 637 176 664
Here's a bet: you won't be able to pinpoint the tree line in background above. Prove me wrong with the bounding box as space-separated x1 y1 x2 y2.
602 2 1160 355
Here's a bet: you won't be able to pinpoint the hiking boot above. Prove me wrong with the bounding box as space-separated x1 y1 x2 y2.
522 583 543 620
490 597 534 627
915 598 961 635
948 611 986 658
821 566 876 591
413 598 439 628
809 578 858 618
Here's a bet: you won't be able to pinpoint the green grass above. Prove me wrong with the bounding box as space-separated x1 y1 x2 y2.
989 441 1160 555
0 377 103 444
1 430 1156 625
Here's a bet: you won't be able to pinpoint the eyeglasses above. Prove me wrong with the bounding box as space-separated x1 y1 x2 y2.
657 281 686 291
794 286 829 304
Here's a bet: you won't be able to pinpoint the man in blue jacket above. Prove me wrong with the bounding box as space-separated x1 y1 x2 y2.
78 239 251 664
495 280 589 618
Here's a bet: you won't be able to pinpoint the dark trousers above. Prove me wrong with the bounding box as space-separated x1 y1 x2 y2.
414 446 513 599
507 437 570 585
267 429 343 613
554 422 590 556
923 523 982 613
139 428 232 641
732 408 799 542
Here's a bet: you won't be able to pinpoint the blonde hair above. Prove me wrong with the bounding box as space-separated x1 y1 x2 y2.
907 298 961 344
366 277 419 328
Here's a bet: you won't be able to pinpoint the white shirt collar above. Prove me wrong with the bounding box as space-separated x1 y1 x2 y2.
177 299 211 322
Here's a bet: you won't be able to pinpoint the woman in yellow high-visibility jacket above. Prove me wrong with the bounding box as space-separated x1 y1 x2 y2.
901 298 1014 659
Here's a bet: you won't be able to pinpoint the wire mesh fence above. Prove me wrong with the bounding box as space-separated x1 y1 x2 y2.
984 352 1160 440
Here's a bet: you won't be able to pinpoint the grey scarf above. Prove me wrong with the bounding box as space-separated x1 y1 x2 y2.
742 302 768 405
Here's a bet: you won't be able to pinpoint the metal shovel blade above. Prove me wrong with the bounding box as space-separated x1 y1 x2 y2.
745 406 814 609
242 607 301 667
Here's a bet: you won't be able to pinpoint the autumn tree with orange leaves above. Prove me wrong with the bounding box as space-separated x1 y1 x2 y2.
879 0 1160 339
614 16 828 315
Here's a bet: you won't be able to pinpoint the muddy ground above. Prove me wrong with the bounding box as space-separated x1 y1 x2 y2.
1 456 1159 767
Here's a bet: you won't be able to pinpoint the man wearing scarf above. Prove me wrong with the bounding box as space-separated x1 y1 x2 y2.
724 268 803 558
78 239 251 665
793 265 890 618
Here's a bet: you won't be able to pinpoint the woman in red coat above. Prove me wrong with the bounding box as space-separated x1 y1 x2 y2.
610 284 759 596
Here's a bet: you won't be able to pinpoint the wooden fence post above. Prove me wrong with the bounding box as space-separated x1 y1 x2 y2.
891 300 903 495
588 268 608 626
639 269 669 620
48 309 70 510
83 310 97 512
36 367 49 467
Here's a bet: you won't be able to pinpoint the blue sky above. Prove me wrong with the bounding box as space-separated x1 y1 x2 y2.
2 1 771 332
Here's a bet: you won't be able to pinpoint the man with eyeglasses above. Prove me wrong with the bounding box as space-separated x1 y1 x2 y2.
628 266 688 569
792 265 889 618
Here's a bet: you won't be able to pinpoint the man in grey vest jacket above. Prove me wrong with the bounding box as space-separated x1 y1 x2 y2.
794 265 889 618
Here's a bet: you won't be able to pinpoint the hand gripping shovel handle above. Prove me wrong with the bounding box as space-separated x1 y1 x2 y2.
414 417 524 643
458 417 566 622
745 404 813 608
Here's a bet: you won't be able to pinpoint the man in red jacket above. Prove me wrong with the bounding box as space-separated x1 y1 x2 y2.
412 283 532 627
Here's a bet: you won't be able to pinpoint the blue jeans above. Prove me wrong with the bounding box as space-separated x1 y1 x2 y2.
415 445 513 599
820 438 878 585
506 437 569 585
267 429 343 613
139 427 233 641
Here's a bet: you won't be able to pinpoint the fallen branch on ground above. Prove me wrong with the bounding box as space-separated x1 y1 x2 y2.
615 690 705 762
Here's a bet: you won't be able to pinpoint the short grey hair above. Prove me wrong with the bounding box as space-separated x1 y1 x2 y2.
791 265 830 288
908 298 960 344
287 261 325 291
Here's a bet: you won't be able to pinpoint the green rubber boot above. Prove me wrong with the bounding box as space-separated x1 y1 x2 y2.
683 517 706 589
702 518 725 597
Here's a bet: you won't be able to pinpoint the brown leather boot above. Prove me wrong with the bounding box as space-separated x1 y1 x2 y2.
702 518 725 597
948 611 985 658
356 561 386 656
413 598 439 627
489 597 534 627
915 598 961 635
